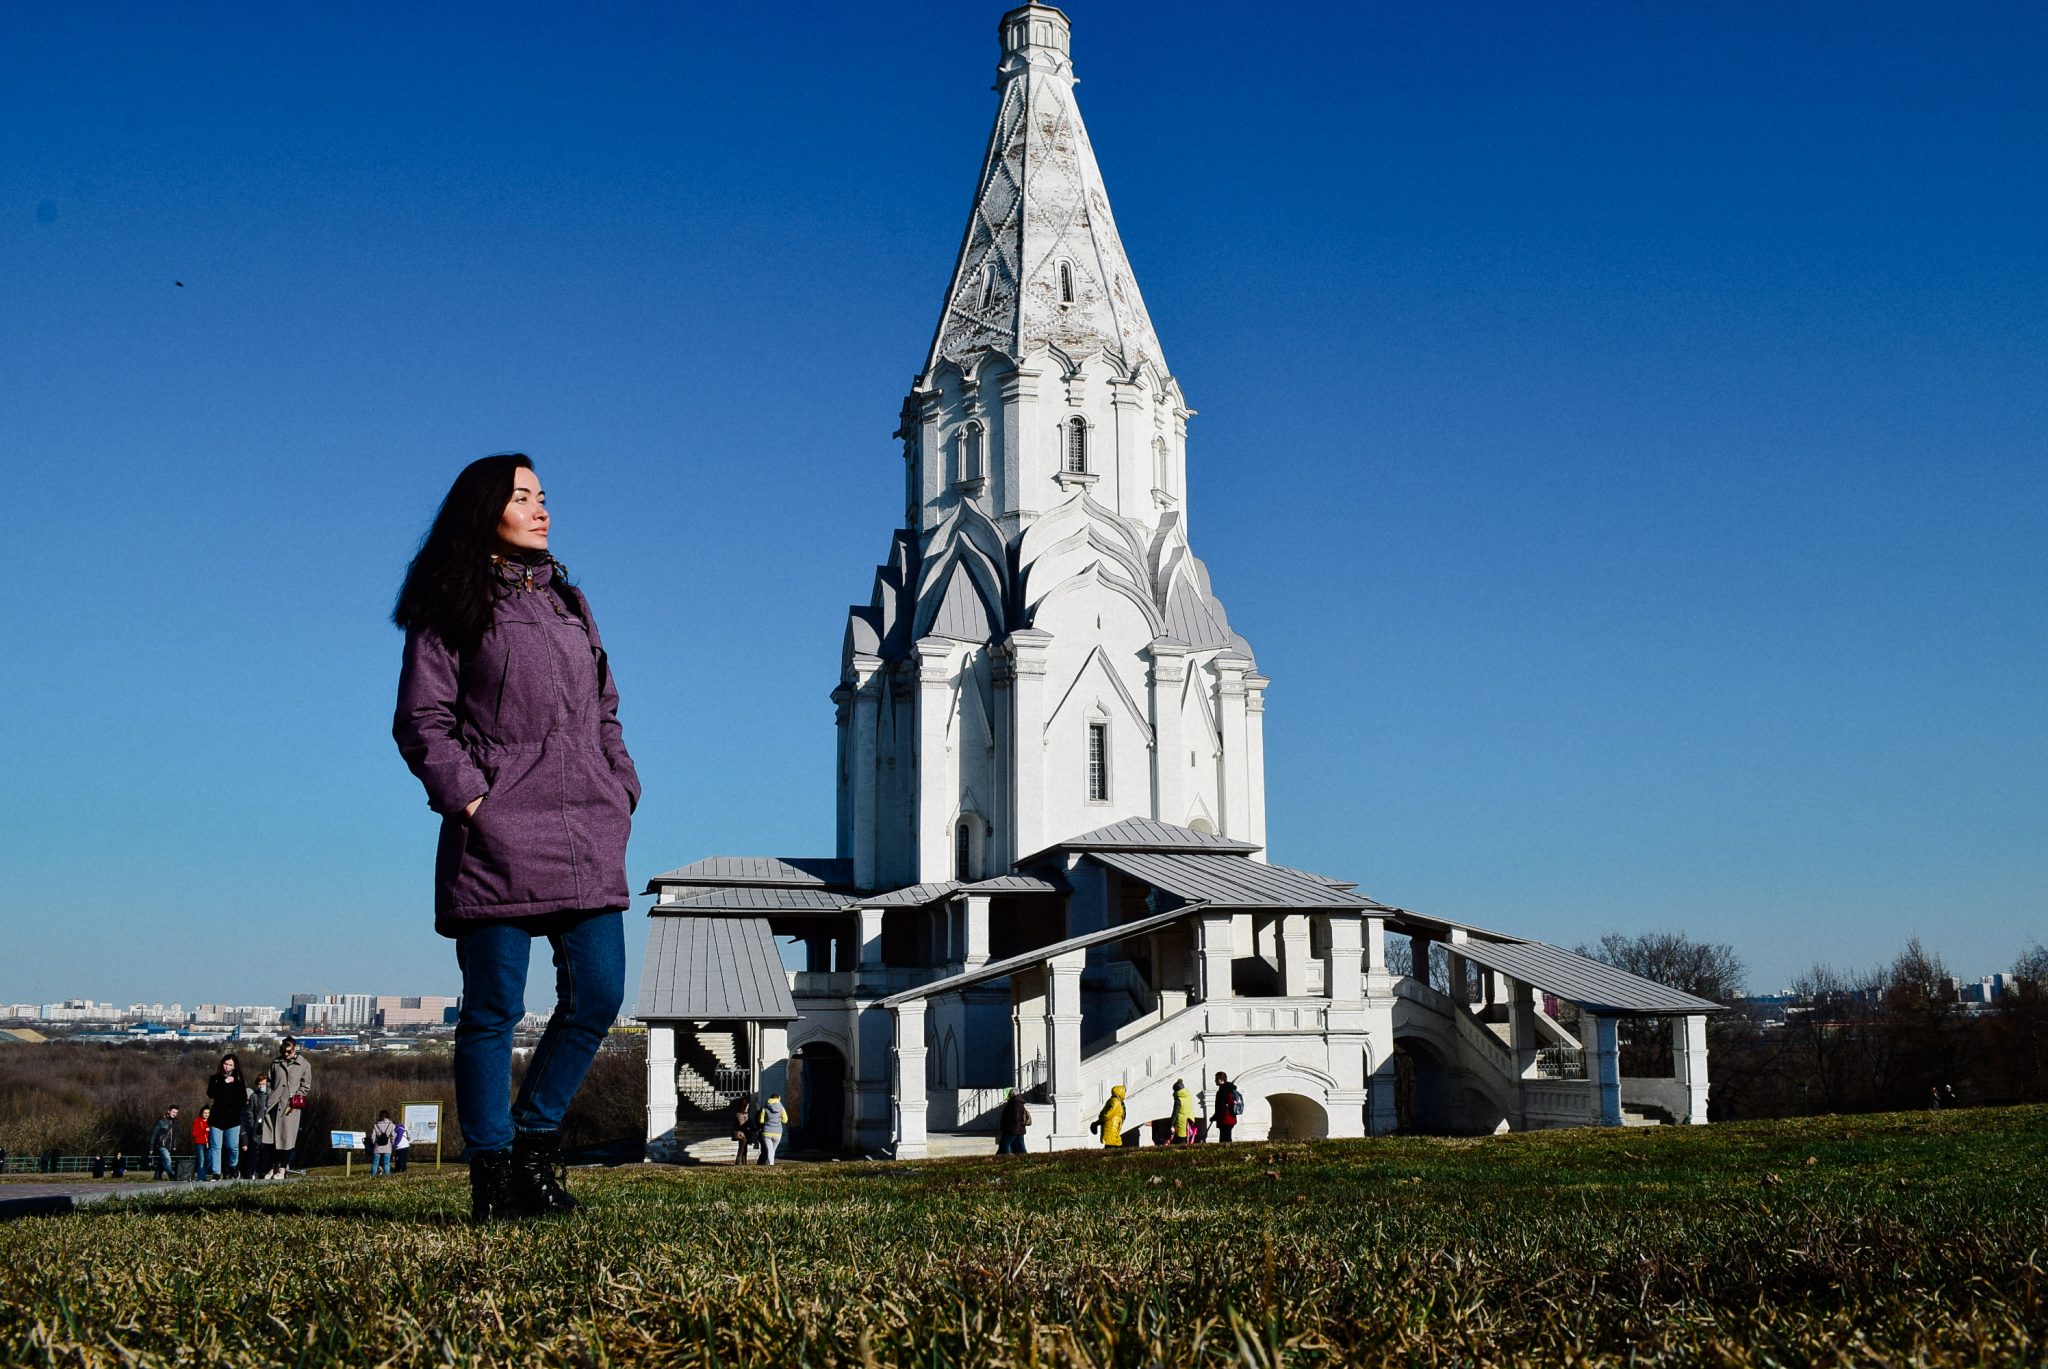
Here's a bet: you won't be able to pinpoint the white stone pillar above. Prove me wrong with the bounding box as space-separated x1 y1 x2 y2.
961 893 991 970
1325 914 1363 1004
1510 983 1541 1080
1003 630 1053 866
1111 376 1146 516
1044 949 1088 1149
998 365 1044 533
891 1000 929 1159
856 907 886 969
644 1023 678 1161
913 637 955 883
849 654 883 891
1364 916 1390 995
757 1021 790 1100
1279 914 1313 996
1011 967 1048 1096
1590 1015 1623 1126
853 1003 896 1151
1408 932 1434 987
1244 674 1269 861
1196 911 1235 1005
1674 1014 1710 1123
1148 640 1189 825
1212 655 1251 842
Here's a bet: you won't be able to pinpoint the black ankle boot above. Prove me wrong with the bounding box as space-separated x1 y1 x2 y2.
468 1150 516 1222
511 1130 578 1215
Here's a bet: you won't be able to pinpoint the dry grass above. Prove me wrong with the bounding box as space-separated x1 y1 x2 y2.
2 1107 2042 1366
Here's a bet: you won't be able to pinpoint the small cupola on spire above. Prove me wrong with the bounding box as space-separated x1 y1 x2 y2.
998 3 1074 81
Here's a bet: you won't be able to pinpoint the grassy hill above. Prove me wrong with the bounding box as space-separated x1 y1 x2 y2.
3 1108 2042 1366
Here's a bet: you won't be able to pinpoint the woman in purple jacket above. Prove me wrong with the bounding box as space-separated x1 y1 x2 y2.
393 453 640 1221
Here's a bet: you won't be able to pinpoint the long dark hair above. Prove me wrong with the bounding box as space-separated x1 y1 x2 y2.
393 453 574 649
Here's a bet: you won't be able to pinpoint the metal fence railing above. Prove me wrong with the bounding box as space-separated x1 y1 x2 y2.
1536 1046 1586 1080
2 1154 148 1176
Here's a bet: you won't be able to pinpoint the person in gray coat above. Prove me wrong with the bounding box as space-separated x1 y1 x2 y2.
264 1037 312 1178
756 1093 788 1166
394 454 638 1222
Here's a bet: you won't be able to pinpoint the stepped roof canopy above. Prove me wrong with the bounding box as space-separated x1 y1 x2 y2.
1026 817 1261 863
925 1 1167 379
636 916 798 1022
644 855 852 895
1452 939 1728 1016
655 887 854 914
1087 848 1387 911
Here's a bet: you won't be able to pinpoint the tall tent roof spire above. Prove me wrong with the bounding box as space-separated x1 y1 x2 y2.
924 3 1167 380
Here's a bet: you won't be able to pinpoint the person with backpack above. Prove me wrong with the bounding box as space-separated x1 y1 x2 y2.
368 1110 398 1176
1091 1084 1127 1148
1211 1072 1246 1143
997 1089 1031 1155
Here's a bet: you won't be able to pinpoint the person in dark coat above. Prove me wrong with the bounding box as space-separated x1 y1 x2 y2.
996 1090 1031 1155
205 1052 249 1181
394 453 639 1222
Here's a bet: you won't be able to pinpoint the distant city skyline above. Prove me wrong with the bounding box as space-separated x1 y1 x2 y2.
3 2 2042 1004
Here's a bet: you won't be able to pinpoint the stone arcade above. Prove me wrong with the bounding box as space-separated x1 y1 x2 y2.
637 4 1720 1160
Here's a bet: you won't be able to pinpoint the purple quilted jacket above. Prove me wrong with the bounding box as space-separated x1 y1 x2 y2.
394 560 640 932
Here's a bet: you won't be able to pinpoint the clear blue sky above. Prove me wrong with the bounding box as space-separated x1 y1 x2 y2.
3 2 2042 1006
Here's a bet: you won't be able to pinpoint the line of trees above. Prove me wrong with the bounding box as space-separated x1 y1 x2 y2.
1583 932 2048 1118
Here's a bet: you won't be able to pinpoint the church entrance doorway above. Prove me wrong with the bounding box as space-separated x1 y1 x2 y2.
790 1042 846 1153
1266 1092 1328 1141
1392 1039 1457 1134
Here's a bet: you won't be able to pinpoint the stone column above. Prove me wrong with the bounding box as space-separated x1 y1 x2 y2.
998 364 1044 535
856 907 886 969
1590 1015 1623 1126
832 685 854 860
1510 983 1541 1080
1011 966 1048 1097
644 1023 678 1161
1002 630 1054 867
1673 1014 1710 1123
849 654 884 891
1111 376 1147 515
1325 914 1363 1004
1408 933 1434 987
1244 674 1269 861
891 1001 929 1159
757 1021 790 1099
961 893 991 970
1212 655 1251 842
1148 640 1190 825
1364 916 1391 996
913 637 955 884
1044 949 1088 1149
852 1002 897 1151
1196 911 1236 1005
1279 914 1313 996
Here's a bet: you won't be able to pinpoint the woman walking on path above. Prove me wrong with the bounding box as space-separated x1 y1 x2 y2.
205 1053 248 1180
264 1036 312 1178
393 454 639 1222
756 1093 788 1166
1171 1080 1197 1145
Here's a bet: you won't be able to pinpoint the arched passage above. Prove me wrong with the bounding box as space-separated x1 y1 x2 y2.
1266 1092 1328 1141
789 1041 847 1152
1392 1037 1457 1135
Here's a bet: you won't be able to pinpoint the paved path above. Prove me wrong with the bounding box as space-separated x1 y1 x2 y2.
0 1176 287 1220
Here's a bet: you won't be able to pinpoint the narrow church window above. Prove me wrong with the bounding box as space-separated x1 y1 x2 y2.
977 265 996 310
1153 435 1169 489
1058 260 1075 303
955 820 975 880
1087 723 1109 802
957 422 984 484
1065 418 1087 474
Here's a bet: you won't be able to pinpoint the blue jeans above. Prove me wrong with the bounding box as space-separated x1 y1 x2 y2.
194 1144 212 1180
997 1134 1027 1155
454 909 625 1155
155 1147 173 1179
208 1126 240 1177
370 1151 391 1175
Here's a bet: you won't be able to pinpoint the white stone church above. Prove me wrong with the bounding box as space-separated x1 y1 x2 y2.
637 3 1719 1159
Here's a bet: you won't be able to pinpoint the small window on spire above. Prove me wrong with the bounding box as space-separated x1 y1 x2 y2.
955 820 975 880
1058 260 1075 304
1065 418 1088 474
1086 722 1109 802
977 265 996 311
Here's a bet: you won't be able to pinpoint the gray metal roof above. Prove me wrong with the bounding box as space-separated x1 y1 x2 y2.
1086 849 1385 910
856 881 961 908
635 916 799 1022
1453 938 1727 1016
642 855 852 894
1025 817 1261 863
963 874 1063 894
657 887 854 913
879 902 1210 1008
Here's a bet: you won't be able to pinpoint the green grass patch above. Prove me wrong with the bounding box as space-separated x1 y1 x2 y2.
3 1108 2043 1365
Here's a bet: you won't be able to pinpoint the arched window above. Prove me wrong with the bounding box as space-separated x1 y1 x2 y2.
955 820 975 880
1152 435 1169 489
1086 721 1109 802
956 422 984 484
1065 418 1087 474
1058 260 1075 304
